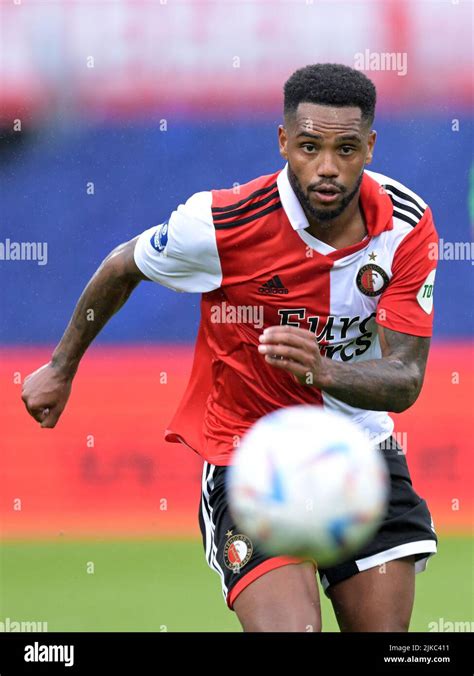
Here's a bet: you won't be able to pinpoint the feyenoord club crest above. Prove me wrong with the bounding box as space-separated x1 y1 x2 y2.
356 264 389 297
223 534 253 572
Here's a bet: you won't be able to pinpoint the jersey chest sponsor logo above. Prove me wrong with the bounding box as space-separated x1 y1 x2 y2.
356 263 389 297
278 309 377 361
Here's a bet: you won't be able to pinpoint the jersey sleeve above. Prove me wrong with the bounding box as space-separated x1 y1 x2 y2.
133 191 222 292
377 206 438 337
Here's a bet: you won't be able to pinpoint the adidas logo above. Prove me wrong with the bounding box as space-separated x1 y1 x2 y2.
258 275 289 295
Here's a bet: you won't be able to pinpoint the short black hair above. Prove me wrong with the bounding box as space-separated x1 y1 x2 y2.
284 63 376 127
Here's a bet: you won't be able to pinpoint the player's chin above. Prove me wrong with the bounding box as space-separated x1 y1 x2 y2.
308 200 343 222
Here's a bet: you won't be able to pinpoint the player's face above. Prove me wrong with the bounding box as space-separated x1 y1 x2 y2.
278 103 376 224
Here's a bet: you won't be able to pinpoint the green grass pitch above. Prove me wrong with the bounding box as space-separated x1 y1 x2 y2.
0 535 472 632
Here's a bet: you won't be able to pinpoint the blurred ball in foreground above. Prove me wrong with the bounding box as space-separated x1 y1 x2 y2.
227 406 389 567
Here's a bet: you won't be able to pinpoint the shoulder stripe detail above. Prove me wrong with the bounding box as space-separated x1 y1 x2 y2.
214 200 282 229
212 181 278 213
392 209 419 228
383 184 426 217
389 196 426 221
212 188 280 221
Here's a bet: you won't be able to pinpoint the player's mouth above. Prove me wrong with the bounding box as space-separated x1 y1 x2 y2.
312 185 341 204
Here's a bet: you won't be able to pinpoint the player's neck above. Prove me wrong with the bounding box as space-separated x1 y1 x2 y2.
303 198 367 250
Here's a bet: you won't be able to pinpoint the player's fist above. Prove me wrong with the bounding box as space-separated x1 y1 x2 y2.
21 362 73 428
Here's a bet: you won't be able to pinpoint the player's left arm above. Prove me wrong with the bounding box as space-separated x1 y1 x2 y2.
258 324 429 413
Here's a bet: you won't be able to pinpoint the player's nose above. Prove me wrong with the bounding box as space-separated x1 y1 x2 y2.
316 151 339 177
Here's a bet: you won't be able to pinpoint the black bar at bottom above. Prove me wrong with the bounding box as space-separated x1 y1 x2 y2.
0 631 471 674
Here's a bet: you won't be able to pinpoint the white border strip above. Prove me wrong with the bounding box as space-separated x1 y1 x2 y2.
201 461 228 599
320 540 437 592
356 539 437 572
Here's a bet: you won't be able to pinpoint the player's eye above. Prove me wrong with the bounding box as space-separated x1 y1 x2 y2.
339 145 356 155
301 143 317 153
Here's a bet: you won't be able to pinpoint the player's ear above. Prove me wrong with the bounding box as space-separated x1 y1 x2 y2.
365 129 376 165
278 125 288 160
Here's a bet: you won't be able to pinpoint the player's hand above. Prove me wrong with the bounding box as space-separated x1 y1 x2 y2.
258 326 329 387
21 362 73 428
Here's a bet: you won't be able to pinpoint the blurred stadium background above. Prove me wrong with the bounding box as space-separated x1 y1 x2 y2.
0 0 472 632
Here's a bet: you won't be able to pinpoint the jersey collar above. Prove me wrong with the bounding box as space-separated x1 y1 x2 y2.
276 162 394 238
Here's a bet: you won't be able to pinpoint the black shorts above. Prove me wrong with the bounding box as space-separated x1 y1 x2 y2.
198 435 438 610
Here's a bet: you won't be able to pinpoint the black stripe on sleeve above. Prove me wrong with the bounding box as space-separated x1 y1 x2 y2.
392 209 419 228
214 201 282 229
388 196 425 222
212 188 280 221
383 184 426 217
211 182 278 213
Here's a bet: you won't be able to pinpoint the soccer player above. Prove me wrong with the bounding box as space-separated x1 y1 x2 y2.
22 64 438 632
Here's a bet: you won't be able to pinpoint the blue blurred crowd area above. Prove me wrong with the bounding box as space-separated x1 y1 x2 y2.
1 116 472 344
1 2 473 345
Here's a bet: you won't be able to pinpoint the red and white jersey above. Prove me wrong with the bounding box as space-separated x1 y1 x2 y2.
134 163 438 465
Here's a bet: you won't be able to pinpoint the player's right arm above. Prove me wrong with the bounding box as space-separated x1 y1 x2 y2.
21 236 150 428
21 190 220 429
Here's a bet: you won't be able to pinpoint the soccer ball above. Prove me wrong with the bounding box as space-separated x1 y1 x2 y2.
227 406 389 567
